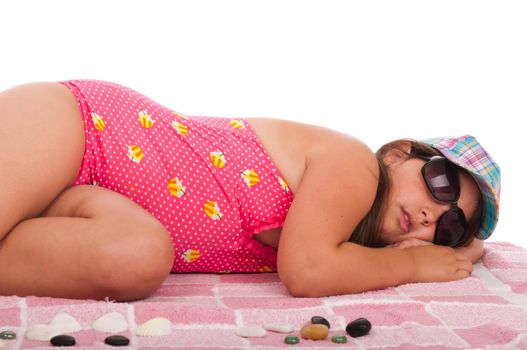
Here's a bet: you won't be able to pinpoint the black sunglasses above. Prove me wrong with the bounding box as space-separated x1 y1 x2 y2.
420 156 467 247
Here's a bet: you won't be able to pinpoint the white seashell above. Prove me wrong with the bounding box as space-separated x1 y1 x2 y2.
235 326 267 337
49 312 82 333
26 324 62 341
136 317 172 337
92 312 128 333
263 322 294 333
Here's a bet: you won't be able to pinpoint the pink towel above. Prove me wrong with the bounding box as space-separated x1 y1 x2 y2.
1 241 526 349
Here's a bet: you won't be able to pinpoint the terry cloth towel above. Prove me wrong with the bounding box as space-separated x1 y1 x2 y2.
1 241 527 349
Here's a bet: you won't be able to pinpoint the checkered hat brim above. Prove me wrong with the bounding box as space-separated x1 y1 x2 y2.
422 135 500 240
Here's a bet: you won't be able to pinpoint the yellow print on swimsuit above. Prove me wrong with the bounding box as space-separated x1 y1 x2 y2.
128 145 144 163
91 112 106 131
138 110 155 128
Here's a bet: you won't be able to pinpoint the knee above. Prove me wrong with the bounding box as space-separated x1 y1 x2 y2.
95 223 175 301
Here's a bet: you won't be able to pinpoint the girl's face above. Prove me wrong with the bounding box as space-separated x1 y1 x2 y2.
379 151 480 245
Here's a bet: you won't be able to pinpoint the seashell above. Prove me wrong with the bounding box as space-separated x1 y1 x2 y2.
235 326 267 338
92 312 128 333
263 322 294 333
49 312 82 333
136 317 172 337
26 324 62 341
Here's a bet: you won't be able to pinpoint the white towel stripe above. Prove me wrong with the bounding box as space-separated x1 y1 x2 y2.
128 303 138 350
473 262 527 309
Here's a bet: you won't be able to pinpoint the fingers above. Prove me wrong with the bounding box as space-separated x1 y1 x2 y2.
454 252 473 278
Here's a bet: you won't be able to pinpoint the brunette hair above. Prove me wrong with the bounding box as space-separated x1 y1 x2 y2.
348 139 484 248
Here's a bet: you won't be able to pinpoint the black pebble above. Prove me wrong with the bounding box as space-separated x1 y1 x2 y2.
311 315 331 329
50 334 76 346
104 335 130 346
346 317 371 337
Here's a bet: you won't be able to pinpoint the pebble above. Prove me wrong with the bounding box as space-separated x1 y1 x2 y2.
50 334 76 346
331 334 348 343
0 331 16 340
263 323 294 333
284 335 300 344
235 326 267 338
104 335 130 346
311 315 331 329
300 324 329 340
346 317 372 337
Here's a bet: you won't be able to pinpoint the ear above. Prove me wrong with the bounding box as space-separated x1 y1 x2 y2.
382 141 413 166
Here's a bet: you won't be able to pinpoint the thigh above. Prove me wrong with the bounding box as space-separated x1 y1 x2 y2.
42 184 172 244
0 82 85 237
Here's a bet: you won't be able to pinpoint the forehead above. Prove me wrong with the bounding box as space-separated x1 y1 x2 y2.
458 169 480 221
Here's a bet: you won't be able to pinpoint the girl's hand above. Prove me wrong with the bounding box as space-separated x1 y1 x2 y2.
406 245 473 283
387 238 433 249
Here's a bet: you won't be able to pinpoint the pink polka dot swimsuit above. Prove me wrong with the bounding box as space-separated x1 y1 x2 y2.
60 80 294 273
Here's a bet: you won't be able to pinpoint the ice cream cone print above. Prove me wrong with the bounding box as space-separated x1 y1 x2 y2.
91 112 106 131
138 110 155 128
241 169 260 188
182 249 202 263
204 201 223 220
128 145 144 163
229 119 246 129
258 265 273 273
171 120 189 136
168 177 186 198
278 176 290 193
210 151 226 169
172 111 190 120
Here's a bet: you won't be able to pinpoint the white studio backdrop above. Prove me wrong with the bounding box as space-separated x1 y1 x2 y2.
1 0 525 248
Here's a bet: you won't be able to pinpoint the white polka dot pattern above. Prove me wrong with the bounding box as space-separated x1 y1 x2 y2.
59 80 295 273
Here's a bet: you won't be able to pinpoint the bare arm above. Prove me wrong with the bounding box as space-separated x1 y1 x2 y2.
388 237 485 264
277 134 472 297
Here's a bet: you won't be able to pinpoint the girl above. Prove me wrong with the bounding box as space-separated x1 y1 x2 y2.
0 80 500 301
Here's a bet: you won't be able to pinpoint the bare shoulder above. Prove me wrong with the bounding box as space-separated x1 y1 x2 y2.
245 117 378 193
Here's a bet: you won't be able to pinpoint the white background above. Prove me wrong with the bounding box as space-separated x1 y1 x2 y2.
1 1 525 248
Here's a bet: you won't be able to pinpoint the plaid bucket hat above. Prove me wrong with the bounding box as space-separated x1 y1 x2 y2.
422 135 501 240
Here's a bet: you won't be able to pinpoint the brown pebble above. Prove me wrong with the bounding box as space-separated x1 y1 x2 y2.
300 324 329 340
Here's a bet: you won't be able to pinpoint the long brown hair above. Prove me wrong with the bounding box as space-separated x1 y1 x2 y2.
348 139 483 248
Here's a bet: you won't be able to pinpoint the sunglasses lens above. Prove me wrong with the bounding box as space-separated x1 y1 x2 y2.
434 209 467 246
423 159 460 202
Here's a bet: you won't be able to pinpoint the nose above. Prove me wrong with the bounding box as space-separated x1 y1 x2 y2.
418 203 451 227
418 207 435 227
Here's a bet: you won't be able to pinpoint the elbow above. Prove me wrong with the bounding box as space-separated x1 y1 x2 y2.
279 269 329 298
285 282 314 298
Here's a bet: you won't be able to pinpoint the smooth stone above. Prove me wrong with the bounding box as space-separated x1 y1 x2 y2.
263 323 294 333
311 315 331 329
0 331 16 340
50 334 76 346
104 335 130 346
235 326 267 337
300 324 329 340
284 335 300 344
346 317 372 337
331 334 348 343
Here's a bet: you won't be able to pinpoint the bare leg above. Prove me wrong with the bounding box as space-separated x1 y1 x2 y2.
0 186 175 301
0 82 86 239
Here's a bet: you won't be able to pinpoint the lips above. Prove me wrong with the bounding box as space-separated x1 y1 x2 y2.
399 209 410 233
